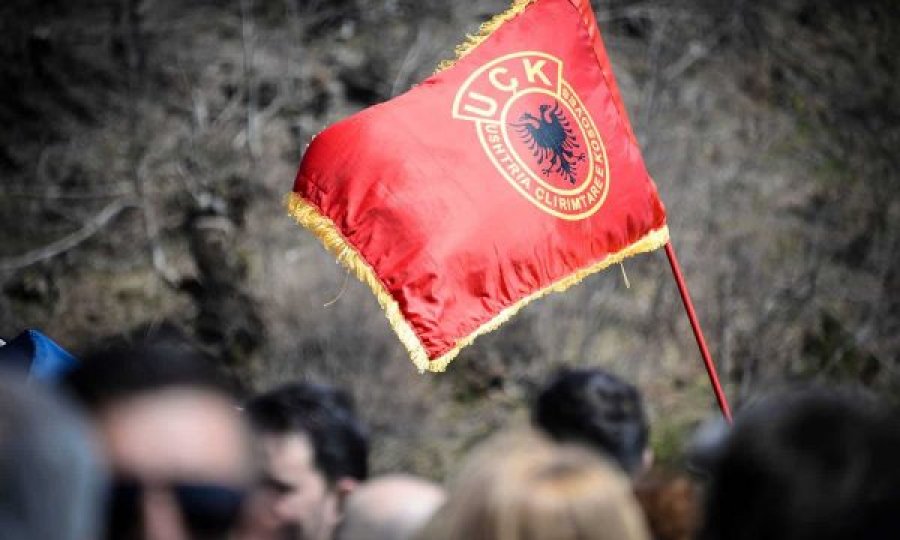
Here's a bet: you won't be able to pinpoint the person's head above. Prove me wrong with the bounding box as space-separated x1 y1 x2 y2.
533 367 650 475
65 338 254 540
245 382 369 540
0 372 106 540
335 474 445 540
701 388 900 540
419 430 650 540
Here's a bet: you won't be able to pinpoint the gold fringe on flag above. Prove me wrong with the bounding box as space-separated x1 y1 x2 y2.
435 0 536 72
286 192 669 373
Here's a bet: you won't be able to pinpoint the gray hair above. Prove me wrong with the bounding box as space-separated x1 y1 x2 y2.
0 373 107 540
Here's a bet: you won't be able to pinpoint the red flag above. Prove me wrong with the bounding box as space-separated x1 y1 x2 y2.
288 0 668 372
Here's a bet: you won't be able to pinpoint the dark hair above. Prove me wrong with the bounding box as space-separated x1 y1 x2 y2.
701 388 900 540
63 334 235 412
245 382 369 483
533 368 648 474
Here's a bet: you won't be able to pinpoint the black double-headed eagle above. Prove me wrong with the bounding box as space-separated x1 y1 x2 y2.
511 101 586 185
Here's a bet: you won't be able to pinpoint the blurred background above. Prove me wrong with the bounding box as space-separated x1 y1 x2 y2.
1 0 897 478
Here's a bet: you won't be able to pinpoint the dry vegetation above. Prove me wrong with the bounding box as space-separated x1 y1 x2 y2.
1 0 897 477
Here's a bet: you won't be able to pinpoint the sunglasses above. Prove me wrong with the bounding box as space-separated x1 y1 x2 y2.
107 476 248 539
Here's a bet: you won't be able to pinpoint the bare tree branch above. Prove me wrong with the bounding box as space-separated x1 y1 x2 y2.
663 40 709 81
0 198 137 272
392 26 427 97
6 185 153 200
135 156 181 290
240 0 260 160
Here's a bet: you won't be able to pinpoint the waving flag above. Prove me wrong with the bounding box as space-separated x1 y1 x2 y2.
288 0 668 372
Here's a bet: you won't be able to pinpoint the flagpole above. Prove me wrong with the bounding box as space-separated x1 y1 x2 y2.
664 241 733 423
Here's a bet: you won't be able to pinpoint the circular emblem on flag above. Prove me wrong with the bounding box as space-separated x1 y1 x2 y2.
452 51 610 220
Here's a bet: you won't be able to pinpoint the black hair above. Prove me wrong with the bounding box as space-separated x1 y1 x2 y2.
701 388 900 540
533 367 648 474
63 332 236 412
245 382 369 483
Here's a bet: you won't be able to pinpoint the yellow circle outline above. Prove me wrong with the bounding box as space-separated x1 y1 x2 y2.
455 51 611 221
501 86 595 197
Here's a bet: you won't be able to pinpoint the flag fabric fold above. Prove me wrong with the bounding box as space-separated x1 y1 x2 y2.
288 0 668 372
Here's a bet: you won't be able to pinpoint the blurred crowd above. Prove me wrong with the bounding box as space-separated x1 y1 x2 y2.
1 328 900 540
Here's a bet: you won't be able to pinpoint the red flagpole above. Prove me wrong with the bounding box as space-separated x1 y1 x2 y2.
664 241 733 423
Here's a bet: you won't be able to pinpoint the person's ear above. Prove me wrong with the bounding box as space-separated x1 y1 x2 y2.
335 477 360 513
641 448 655 474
